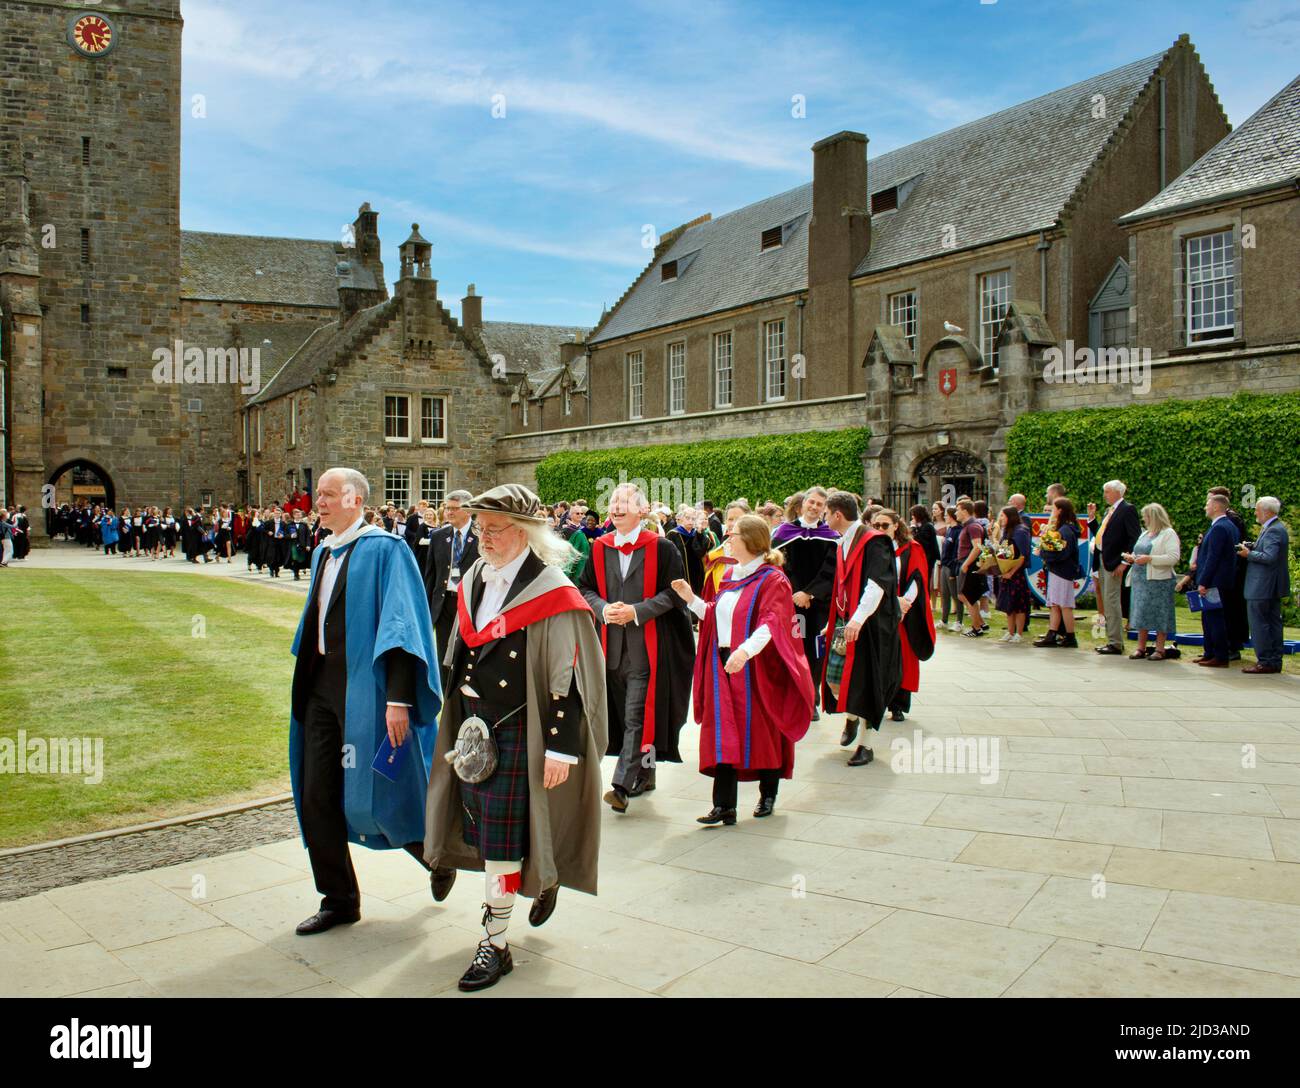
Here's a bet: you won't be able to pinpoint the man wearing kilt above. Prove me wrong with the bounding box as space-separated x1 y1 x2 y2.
424 484 607 992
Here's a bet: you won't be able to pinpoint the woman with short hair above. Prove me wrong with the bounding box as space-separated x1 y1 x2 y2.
1123 503 1181 660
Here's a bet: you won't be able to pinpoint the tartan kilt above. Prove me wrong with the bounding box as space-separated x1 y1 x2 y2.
824 619 846 686
459 710 530 861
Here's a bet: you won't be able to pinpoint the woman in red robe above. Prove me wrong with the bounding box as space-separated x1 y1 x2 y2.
872 509 936 722
672 514 814 824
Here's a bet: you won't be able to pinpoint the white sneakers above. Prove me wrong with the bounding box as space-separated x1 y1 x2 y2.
998 632 1013 642
947 620 960 632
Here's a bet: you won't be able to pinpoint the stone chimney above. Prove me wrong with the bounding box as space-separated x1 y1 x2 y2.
559 336 585 367
461 284 482 333
351 202 385 287
805 131 870 394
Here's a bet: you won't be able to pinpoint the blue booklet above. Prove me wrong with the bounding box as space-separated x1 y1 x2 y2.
1187 588 1223 612
372 735 411 781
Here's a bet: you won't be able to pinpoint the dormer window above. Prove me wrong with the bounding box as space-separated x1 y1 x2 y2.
760 226 783 251
661 259 678 282
871 186 898 214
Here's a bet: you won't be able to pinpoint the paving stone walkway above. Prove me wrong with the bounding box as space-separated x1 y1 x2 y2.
4 592 1299 997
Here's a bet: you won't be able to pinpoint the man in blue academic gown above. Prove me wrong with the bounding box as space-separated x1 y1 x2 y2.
289 467 442 935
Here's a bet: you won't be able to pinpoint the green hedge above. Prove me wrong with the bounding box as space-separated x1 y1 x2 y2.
1006 392 1300 569
534 427 871 512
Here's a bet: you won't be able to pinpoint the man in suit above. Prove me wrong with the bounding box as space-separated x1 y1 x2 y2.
1088 480 1141 655
290 468 442 935
1195 490 1242 668
1238 497 1291 674
578 483 693 811
422 490 479 680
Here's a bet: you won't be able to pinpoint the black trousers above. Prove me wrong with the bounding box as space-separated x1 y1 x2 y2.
300 655 427 914
712 765 780 810
888 689 912 714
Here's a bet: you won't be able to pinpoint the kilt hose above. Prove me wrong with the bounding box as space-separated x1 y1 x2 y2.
459 706 530 862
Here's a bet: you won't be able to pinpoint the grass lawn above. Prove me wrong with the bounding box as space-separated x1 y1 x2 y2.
0 570 305 848
931 595 1300 674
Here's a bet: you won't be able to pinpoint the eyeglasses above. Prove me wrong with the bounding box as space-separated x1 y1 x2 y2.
872 522 893 530
478 525 520 541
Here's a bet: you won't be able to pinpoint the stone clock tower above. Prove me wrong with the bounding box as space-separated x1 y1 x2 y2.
0 1 183 530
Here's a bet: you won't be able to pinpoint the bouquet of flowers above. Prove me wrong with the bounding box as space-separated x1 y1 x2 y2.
1038 528 1065 553
974 544 1003 574
992 541 1021 575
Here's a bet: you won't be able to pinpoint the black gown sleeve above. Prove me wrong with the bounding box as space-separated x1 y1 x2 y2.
384 648 417 705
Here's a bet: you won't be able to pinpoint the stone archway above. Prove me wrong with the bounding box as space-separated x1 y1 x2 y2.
47 459 116 512
913 449 988 507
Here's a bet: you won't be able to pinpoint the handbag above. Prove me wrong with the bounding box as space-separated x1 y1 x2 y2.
1187 588 1222 613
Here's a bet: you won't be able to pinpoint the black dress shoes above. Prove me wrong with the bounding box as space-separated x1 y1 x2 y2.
847 745 874 767
431 866 457 902
890 709 906 722
295 909 360 936
627 775 656 797
697 806 737 825
529 885 559 927
840 719 859 747
1095 644 1123 655
458 940 513 992
753 796 775 818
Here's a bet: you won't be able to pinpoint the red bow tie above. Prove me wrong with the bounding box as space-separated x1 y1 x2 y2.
616 541 637 555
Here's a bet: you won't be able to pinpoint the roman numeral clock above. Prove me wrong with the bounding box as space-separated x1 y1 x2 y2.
67 11 118 57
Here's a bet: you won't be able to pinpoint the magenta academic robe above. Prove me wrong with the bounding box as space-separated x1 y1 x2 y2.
692 563 815 780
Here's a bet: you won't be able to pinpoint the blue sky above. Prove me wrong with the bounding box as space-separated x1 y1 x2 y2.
180 0 1299 328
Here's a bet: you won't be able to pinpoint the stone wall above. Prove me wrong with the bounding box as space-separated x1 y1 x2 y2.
1 0 183 517
248 279 513 507
178 297 336 506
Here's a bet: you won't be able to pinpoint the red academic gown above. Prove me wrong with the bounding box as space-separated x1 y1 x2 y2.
693 563 814 779
896 540 936 693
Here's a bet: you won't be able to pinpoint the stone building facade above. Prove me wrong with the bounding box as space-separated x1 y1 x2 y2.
497 38 1300 507
1 0 183 517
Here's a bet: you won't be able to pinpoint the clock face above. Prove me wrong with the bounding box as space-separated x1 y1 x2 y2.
68 13 117 57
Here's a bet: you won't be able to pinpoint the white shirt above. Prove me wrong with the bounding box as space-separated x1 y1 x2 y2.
687 556 772 656
316 514 366 655
473 546 531 631
839 521 885 625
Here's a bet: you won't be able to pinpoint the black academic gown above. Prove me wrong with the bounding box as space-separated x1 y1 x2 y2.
822 526 901 729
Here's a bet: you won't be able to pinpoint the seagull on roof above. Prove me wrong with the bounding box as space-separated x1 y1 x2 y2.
943 321 964 334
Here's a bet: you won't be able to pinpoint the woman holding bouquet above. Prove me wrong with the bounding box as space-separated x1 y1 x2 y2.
1034 497 1082 648
874 509 935 722
995 506 1033 642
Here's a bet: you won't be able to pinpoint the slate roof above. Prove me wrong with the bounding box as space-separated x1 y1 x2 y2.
181 231 342 307
590 46 1182 345
478 320 587 379
1121 73 1300 223
248 299 398 405
232 321 329 388
589 185 810 343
